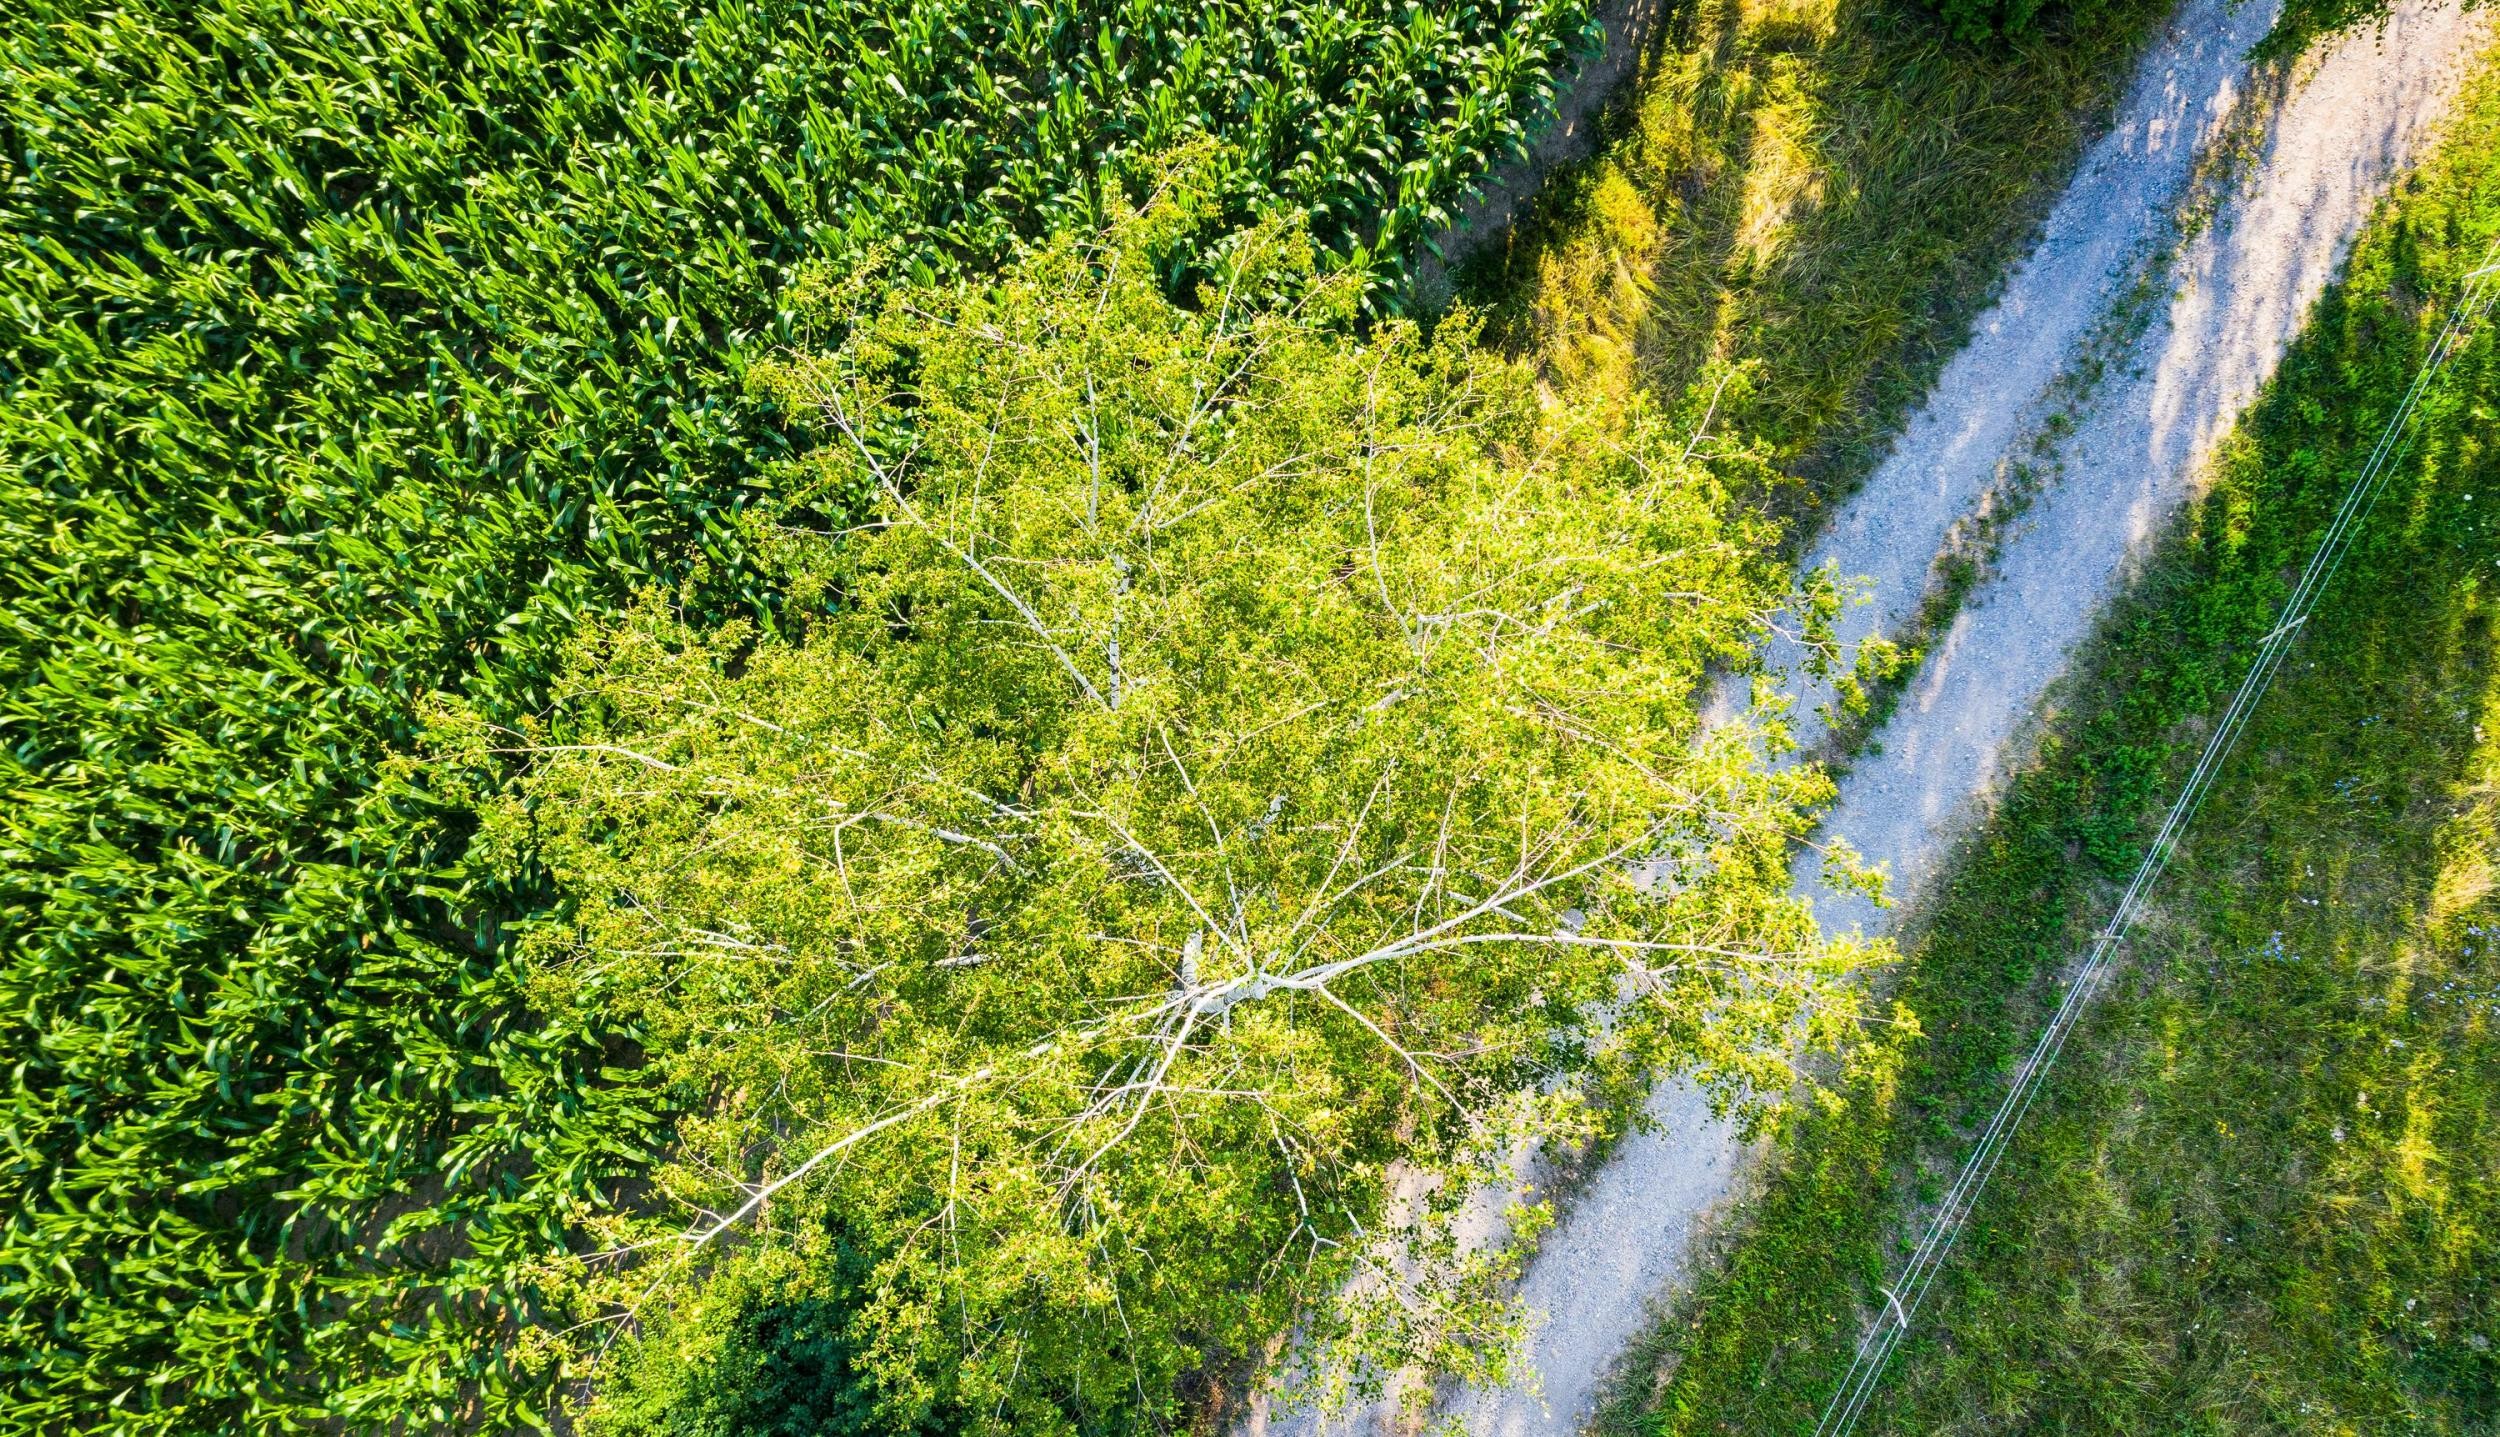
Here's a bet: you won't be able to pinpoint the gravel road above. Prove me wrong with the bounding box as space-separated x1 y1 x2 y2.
1255 4 2490 1432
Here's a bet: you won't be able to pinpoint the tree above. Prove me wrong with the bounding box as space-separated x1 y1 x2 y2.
453 185 1878 1433
2259 0 2486 59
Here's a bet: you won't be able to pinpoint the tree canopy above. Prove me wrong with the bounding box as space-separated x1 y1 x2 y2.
451 192 1879 1432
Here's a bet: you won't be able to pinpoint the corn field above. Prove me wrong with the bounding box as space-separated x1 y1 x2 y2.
0 0 1593 1428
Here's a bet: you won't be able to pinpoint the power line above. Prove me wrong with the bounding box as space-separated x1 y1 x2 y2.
1813 238 2500 1437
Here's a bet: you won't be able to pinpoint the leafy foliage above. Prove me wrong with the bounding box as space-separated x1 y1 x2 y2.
477 196 1876 1432
2261 0 2490 60
1926 0 2483 51
577 1236 926 1437
0 0 1597 1429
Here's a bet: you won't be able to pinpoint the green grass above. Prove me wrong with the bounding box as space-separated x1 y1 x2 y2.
1445 0 2172 528
1617 48 2500 1436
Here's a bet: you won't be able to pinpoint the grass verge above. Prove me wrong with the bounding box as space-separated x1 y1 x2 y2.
1444 0 2173 525
1618 47 2500 1436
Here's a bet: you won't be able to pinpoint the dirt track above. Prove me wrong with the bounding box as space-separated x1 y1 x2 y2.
1257 3 2492 1432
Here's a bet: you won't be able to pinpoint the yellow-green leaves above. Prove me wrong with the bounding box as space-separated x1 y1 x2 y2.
527 199 1872 1432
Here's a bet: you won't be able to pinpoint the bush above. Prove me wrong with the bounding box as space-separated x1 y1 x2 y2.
582 1232 943 1437
0 0 1594 1429
2259 0 2487 59
1930 0 2481 49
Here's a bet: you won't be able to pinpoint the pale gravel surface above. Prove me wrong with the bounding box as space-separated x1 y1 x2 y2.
1255 4 2490 1433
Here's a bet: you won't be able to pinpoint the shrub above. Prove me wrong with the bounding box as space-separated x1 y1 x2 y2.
1929 0 2482 50
2260 0 2487 58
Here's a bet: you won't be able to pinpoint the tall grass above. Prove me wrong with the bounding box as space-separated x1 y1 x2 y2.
1447 0 2171 534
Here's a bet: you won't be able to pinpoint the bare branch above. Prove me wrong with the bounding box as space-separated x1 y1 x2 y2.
817 383 1112 711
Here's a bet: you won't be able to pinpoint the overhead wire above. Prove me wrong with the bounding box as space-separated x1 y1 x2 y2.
1812 236 2500 1437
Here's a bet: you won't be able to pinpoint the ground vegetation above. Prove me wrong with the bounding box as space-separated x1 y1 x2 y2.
1622 51 2500 1436
1447 0 2171 532
0 0 2465 1429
